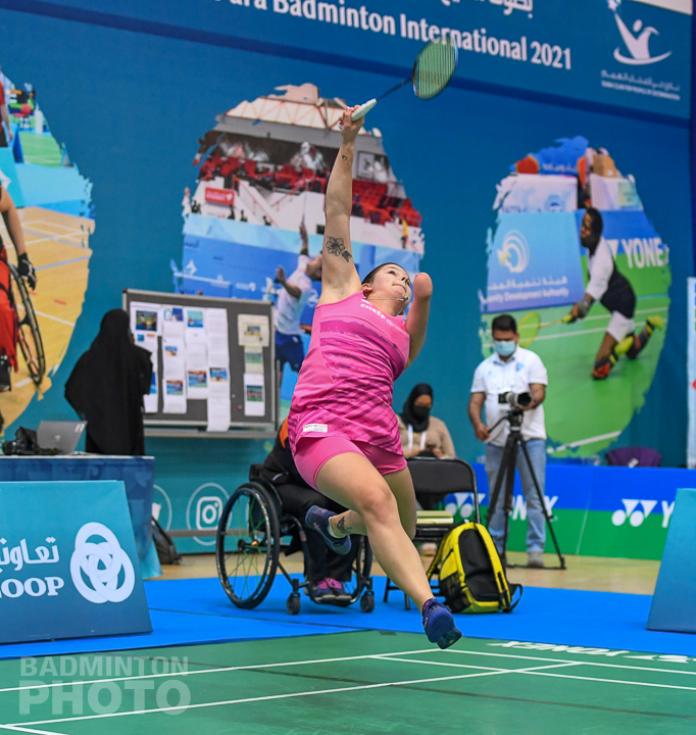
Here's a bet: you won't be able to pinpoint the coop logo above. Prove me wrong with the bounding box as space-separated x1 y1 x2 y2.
497 230 529 274
70 522 135 604
611 499 675 528
608 0 671 66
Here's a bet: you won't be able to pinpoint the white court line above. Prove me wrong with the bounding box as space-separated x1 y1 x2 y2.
0 648 439 693
7 644 696 696
528 305 669 343
523 669 696 692
444 648 696 677
23 225 76 237
516 305 669 332
25 220 79 234
375 655 579 674
8 662 577 727
26 219 93 234
380 654 696 693
0 726 65 735
548 430 622 453
34 311 75 328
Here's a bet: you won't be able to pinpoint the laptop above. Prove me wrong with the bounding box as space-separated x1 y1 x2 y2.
36 421 86 454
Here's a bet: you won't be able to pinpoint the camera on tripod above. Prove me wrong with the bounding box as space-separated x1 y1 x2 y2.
498 391 532 411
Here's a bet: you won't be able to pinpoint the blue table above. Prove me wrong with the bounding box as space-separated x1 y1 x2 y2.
0 455 160 578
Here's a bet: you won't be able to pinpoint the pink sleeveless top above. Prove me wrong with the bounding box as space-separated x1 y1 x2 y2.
288 291 410 454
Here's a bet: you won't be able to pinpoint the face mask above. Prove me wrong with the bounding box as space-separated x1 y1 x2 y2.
494 340 516 358
412 404 431 420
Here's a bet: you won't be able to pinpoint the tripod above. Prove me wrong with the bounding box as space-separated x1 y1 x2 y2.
485 410 566 569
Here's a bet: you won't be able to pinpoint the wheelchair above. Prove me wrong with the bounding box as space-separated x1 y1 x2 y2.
216 467 375 615
8 261 45 387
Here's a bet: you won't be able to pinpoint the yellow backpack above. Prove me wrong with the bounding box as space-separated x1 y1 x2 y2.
427 522 522 614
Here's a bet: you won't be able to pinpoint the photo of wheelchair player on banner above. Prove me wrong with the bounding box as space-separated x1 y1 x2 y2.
0 68 94 435
568 207 664 380
0 182 41 393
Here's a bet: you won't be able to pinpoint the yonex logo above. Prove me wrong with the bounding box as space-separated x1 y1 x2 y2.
611 499 657 527
611 499 675 529
69 522 135 604
445 492 487 520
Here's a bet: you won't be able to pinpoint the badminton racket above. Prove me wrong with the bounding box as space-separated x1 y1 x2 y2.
351 41 458 121
518 311 573 348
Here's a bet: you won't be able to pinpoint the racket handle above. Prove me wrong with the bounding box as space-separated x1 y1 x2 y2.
351 99 377 121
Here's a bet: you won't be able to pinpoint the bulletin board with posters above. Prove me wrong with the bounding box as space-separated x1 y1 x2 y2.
123 290 275 437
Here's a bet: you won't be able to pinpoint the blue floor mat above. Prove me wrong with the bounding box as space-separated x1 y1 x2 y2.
1 576 694 660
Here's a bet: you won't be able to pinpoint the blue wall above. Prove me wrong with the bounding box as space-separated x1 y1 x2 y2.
0 1 692 494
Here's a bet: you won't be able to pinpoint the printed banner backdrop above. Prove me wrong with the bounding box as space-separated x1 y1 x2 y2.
485 212 585 312
0 0 691 551
0 481 151 643
447 463 696 560
688 277 696 467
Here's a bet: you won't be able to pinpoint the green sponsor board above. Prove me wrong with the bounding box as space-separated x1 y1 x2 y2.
578 511 667 560
493 509 667 560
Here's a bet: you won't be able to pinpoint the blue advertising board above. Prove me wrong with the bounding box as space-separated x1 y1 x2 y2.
485 212 585 311
0 481 151 644
6 0 690 119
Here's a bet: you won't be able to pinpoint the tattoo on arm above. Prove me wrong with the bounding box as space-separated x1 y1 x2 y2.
325 236 352 263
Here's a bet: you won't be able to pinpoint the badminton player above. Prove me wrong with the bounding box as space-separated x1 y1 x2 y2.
287 106 461 649
569 207 663 379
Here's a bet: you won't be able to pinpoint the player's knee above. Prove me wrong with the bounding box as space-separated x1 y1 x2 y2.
358 482 397 525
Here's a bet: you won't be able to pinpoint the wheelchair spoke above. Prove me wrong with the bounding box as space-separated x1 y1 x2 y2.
217 485 279 608
8 264 45 386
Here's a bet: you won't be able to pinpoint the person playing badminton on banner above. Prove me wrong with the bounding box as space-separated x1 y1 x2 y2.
287 106 461 649
0 183 37 391
274 221 322 392
568 207 663 380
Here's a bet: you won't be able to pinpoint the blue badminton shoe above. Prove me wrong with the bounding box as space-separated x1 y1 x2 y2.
305 506 352 556
422 598 462 649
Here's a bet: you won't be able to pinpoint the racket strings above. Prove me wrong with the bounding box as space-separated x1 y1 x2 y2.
518 312 542 348
414 42 457 99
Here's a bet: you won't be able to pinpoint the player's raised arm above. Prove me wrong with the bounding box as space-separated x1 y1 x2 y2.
405 272 432 366
319 107 362 302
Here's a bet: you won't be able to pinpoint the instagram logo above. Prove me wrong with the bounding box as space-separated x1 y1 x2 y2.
196 496 223 529
186 483 229 547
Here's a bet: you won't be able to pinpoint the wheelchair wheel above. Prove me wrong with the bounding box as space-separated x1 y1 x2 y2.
216 482 280 609
9 263 45 387
359 591 375 613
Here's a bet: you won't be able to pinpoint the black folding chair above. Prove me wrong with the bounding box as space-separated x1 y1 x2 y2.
384 457 480 608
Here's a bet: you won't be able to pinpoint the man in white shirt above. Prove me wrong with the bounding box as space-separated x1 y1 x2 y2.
468 314 548 567
274 222 322 387
568 207 663 380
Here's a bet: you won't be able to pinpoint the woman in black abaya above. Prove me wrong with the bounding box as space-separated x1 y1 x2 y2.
65 309 153 455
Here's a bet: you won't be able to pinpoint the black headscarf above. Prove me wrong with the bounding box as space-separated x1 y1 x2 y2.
65 309 153 455
401 383 433 433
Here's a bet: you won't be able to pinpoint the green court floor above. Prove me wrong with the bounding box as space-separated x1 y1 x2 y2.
1 632 694 734
17 131 63 167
